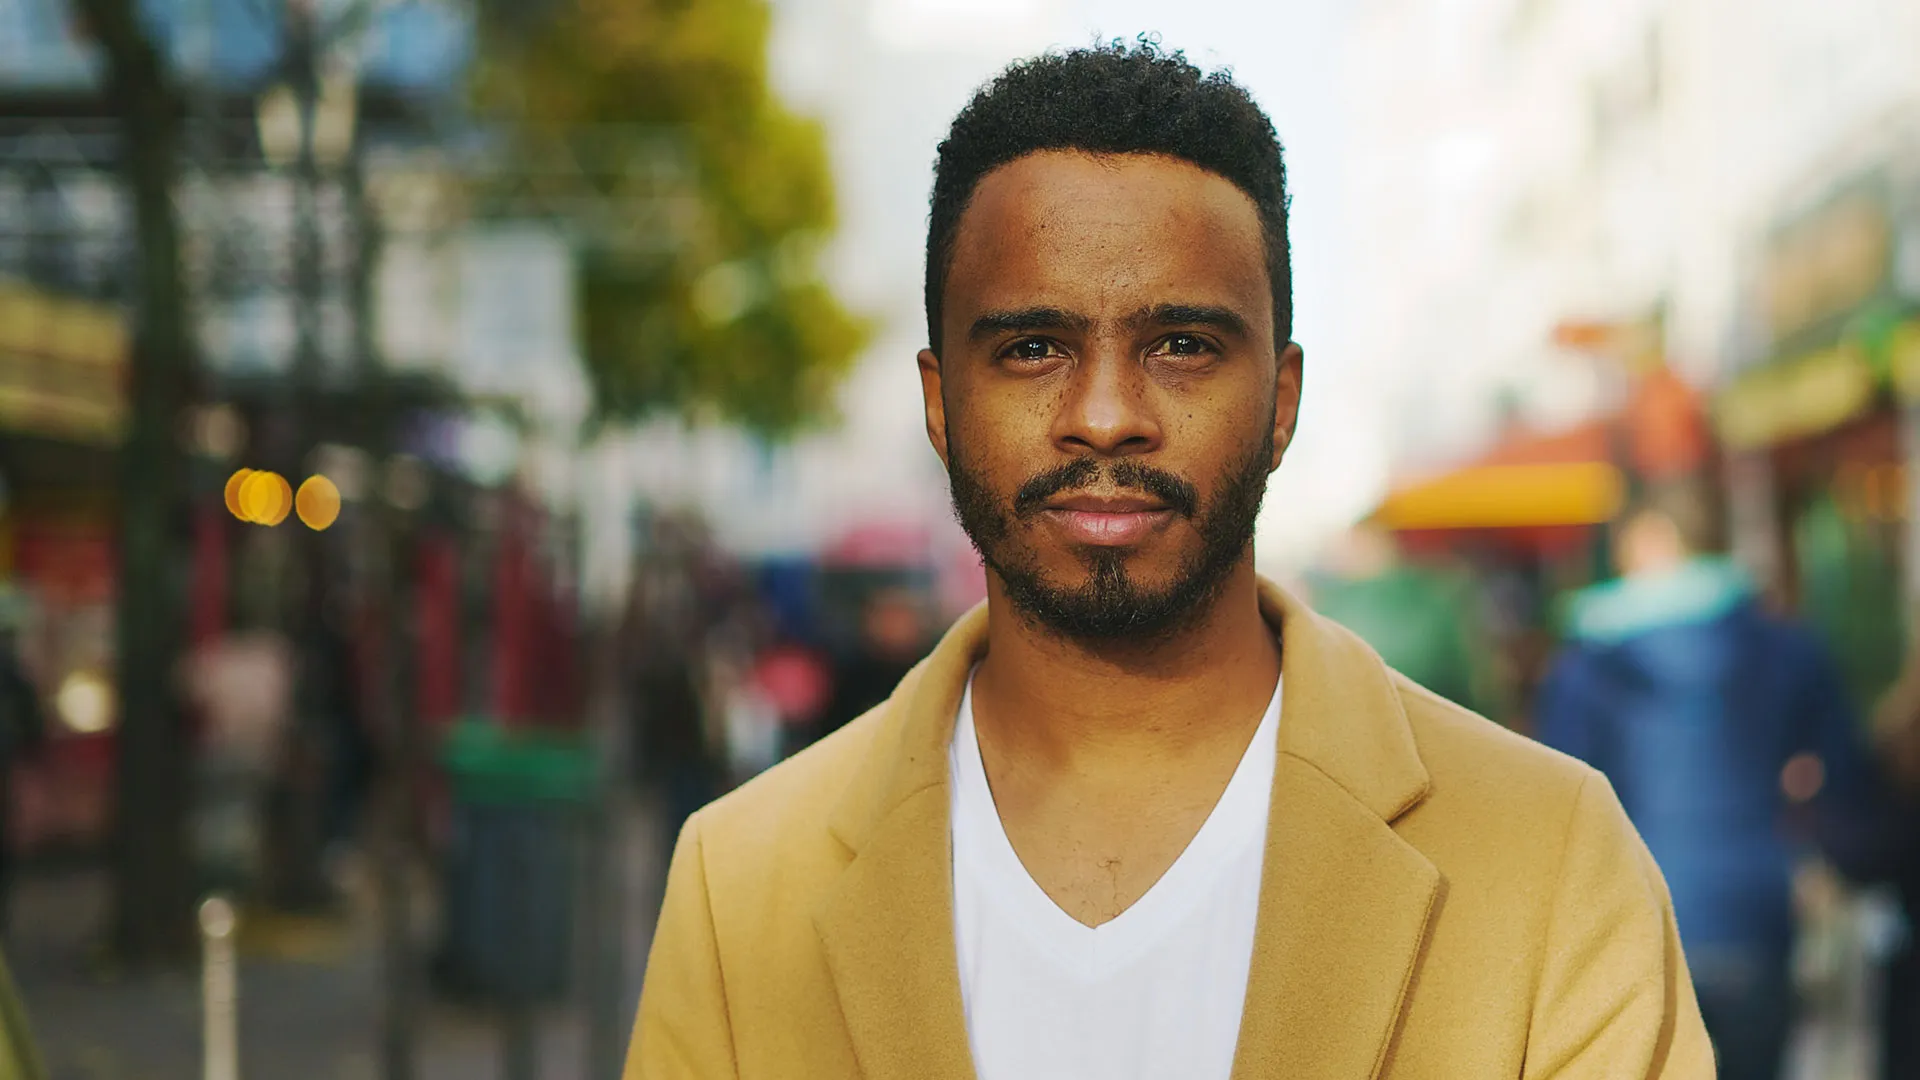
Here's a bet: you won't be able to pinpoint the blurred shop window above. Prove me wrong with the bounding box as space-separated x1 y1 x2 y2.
1794 493 1906 714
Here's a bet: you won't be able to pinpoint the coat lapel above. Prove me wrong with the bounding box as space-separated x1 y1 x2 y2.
1231 582 1441 1079
813 583 1441 1080
814 606 985 1080
816 782 977 1080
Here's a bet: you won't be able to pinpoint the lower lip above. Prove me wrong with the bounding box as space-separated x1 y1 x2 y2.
1042 508 1175 546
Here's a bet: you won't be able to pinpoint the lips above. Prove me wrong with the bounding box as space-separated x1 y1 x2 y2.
1040 494 1175 546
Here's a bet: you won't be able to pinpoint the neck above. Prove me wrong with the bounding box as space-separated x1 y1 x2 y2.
971 559 1281 776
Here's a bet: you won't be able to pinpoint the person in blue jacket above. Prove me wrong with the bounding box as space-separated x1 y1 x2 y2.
1535 489 1891 1080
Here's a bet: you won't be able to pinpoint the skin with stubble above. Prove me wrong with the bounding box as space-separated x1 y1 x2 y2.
917 149 1304 927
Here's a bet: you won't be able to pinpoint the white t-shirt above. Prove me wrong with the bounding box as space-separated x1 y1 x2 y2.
948 670 1282 1080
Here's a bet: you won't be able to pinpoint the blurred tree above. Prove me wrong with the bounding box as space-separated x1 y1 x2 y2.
70 0 198 964
474 0 870 437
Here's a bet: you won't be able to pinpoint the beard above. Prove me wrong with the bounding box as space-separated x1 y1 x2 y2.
948 425 1274 645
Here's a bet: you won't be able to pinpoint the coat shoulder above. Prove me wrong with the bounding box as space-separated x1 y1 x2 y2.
1397 672 1589 791
684 697 893 880
1394 673 1597 822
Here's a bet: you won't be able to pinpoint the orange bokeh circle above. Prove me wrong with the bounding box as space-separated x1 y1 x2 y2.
295 475 341 531
224 469 254 520
240 471 292 526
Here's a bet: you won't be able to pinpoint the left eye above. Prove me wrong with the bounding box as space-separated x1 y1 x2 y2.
1155 334 1213 356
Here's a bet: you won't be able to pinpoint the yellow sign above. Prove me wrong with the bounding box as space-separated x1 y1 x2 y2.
0 280 130 445
1715 343 1877 450
1761 190 1891 345
1889 319 1920 402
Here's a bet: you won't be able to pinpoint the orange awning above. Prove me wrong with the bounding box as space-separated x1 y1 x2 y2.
1372 418 1625 531
1373 461 1626 531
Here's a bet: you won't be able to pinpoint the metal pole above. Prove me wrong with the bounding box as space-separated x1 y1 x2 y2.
502 816 538 1080
199 895 240 1080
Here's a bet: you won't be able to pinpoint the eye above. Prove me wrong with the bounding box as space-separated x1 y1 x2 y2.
1000 338 1067 366
1149 333 1219 360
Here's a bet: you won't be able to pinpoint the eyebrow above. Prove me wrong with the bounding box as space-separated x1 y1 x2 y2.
1133 303 1251 340
966 306 1091 343
965 302 1251 344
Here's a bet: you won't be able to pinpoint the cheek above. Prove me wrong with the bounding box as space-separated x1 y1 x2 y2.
949 389 1053 474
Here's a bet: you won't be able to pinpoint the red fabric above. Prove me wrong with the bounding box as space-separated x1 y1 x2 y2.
1396 524 1596 560
189 504 228 647
14 518 113 605
754 644 833 726
530 575 582 729
490 503 533 724
414 532 461 728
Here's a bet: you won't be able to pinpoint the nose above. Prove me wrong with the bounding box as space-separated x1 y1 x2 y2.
1050 342 1162 457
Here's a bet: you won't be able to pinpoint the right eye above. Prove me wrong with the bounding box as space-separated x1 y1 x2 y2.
1001 338 1067 366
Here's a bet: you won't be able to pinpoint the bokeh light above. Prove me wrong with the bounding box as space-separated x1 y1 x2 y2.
223 468 253 520
55 670 115 735
239 471 293 526
296 475 342 531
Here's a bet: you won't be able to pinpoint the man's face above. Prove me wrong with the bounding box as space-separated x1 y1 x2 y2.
920 150 1304 643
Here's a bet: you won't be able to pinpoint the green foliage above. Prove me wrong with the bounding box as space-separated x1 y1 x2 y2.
476 0 871 438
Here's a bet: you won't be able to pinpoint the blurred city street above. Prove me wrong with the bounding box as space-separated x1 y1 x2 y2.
0 0 1916 1076
6 796 670 1080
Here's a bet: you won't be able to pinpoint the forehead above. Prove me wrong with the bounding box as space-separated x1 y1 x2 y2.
944 150 1270 331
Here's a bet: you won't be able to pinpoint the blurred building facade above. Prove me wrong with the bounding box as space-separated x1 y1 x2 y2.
0 0 617 868
1344 0 1920 461
1346 0 1920 649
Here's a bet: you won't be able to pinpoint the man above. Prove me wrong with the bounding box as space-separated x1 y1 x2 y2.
630 41 1710 1078
1536 487 1889 1080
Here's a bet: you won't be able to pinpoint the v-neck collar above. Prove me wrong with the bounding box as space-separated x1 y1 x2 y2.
813 579 1442 1080
949 668 1283 978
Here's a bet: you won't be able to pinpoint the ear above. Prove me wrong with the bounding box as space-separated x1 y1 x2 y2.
918 347 951 470
1270 341 1305 472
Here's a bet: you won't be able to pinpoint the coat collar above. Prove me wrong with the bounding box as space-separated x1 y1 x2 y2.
816 578 1441 1080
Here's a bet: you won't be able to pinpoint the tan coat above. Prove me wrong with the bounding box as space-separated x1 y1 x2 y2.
628 580 1714 1079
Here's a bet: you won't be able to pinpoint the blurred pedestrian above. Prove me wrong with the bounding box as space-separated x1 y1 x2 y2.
1304 524 1507 721
750 638 833 760
1868 646 1920 1080
1536 488 1891 1080
815 586 929 741
625 554 720 859
0 595 42 936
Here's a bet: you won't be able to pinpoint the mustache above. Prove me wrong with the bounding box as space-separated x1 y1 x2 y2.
1011 457 1201 519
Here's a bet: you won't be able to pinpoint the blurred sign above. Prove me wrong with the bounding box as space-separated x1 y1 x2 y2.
374 240 451 369
1761 184 1893 347
1716 342 1877 450
455 225 576 395
1887 319 1920 402
0 280 128 444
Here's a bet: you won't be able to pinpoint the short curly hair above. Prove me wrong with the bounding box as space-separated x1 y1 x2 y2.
925 38 1291 358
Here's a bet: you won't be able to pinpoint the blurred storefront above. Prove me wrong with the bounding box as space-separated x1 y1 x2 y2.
0 280 125 854
1365 354 1714 728
1714 171 1920 711
1368 416 1622 728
